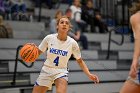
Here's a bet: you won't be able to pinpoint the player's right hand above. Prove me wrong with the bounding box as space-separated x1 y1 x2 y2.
129 61 139 79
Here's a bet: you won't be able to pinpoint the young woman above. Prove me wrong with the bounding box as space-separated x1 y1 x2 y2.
119 2 140 93
32 16 99 93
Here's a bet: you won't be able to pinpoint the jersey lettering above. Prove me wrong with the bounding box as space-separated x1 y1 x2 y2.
50 48 68 56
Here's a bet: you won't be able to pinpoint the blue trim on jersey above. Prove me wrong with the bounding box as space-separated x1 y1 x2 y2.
138 69 140 83
59 75 68 78
34 81 39 86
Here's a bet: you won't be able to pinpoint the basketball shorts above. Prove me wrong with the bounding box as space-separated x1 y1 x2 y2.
34 65 69 90
127 69 140 85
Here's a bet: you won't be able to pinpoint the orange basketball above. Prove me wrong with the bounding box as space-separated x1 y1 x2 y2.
20 43 39 63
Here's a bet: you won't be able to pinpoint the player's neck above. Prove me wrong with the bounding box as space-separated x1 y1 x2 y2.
57 34 67 41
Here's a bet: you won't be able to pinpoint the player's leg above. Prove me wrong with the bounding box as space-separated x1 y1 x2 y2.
32 67 54 93
32 86 49 93
54 78 68 93
120 79 140 93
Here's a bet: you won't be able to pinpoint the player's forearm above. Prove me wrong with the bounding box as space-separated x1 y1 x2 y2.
77 58 91 76
133 39 140 63
37 47 43 55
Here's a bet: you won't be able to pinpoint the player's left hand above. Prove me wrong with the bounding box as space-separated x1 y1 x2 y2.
89 74 99 84
129 61 139 79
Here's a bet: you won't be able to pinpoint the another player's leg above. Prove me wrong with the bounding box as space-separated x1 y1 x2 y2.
32 86 49 93
120 79 140 93
55 78 68 93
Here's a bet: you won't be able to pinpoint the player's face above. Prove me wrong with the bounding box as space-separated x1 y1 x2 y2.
57 18 70 34
74 0 80 7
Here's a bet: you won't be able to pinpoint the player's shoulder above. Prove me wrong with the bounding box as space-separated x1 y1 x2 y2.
70 5 74 8
130 12 140 22
67 36 78 44
67 36 75 41
47 33 57 37
44 33 57 39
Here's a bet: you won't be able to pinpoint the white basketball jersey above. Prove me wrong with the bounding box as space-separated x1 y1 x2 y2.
38 33 81 69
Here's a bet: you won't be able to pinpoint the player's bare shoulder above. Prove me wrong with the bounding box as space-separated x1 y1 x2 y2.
130 12 140 25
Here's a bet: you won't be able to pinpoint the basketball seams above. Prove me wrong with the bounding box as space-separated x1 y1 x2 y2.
20 44 33 60
32 45 39 61
33 47 39 62
25 45 35 62
20 43 39 62
20 45 32 58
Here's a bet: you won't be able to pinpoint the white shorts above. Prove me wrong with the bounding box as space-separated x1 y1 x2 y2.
127 69 140 85
34 65 69 90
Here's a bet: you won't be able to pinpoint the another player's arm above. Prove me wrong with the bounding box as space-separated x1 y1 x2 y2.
129 14 140 78
131 15 140 64
76 58 99 83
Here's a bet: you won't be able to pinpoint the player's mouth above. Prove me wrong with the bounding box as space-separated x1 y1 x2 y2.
62 28 67 30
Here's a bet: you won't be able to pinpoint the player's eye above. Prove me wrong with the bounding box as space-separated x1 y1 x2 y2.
65 21 69 25
60 21 64 24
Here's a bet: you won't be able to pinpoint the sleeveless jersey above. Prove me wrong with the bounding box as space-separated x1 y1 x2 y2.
38 33 81 69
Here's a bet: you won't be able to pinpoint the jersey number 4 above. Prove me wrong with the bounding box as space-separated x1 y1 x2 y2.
53 56 59 66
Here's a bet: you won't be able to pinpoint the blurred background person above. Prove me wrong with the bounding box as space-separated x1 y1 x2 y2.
81 0 108 33
70 0 87 32
34 0 56 9
8 0 27 20
49 10 63 34
66 8 88 50
0 0 5 18
0 15 13 38
9 0 26 14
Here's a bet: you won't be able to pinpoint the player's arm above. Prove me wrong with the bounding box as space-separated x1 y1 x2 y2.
38 48 43 55
37 35 49 55
76 58 99 83
72 40 99 83
129 14 140 78
131 16 140 64
29 43 43 56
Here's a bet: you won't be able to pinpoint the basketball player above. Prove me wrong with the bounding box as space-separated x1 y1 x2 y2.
32 16 99 93
119 2 140 93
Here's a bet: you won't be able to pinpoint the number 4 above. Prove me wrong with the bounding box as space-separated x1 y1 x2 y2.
53 56 59 66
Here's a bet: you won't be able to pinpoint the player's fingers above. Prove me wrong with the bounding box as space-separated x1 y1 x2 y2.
92 75 99 84
94 75 99 83
132 65 138 75
129 68 137 79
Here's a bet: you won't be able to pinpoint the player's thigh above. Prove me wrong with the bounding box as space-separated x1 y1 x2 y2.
54 78 68 93
32 86 49 93
120 80 140 93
